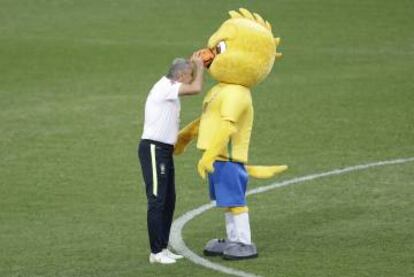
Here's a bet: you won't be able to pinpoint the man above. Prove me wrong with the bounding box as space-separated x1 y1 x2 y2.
138 54 204 264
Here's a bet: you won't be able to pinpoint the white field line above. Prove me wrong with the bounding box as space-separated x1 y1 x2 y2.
170 157 414 277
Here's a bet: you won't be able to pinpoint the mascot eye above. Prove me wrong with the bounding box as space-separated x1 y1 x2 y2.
216 41 227 54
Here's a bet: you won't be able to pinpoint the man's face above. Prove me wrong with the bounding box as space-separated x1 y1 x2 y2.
179 67 193 84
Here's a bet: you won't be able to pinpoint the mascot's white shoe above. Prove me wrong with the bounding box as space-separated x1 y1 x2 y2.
162 248 183 259
203 238 228 256
149 252 176 264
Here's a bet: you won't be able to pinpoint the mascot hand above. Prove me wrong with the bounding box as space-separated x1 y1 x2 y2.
197 155 215 179
246 165 288 179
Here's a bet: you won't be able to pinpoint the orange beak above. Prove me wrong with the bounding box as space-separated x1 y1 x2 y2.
196 48 216 68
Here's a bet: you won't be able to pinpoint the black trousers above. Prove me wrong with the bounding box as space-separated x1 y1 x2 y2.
138 139 175 254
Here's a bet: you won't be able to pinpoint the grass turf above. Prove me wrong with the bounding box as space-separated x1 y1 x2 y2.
0 0 413 276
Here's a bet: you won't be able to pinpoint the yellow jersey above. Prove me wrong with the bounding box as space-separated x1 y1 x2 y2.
197 83 253 163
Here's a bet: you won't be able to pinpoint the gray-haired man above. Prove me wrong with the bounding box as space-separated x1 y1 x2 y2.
138 54 204 264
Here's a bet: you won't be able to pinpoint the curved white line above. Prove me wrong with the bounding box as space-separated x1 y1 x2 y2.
170 157 414 277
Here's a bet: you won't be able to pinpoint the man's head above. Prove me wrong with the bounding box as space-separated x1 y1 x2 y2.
166 58 194 84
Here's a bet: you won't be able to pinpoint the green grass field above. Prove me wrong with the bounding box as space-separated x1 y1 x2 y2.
1 0 413 276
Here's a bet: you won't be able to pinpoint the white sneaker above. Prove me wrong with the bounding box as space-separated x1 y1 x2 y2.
162 248 184 259
149 252 176 264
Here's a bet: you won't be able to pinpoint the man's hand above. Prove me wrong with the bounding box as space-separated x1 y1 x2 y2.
197 155 215 179
191 51 204 69
178 52 204 96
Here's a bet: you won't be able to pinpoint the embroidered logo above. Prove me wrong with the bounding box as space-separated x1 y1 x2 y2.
160 163 166 175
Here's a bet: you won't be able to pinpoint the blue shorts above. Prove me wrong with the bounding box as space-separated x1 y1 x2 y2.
208 161 248 207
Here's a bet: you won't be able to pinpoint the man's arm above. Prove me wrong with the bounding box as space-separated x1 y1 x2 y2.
178 54 204 95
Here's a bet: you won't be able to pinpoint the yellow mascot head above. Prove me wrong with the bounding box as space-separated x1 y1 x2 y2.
206 8 282 88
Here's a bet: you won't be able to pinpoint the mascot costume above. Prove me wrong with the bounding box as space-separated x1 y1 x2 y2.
174 8 287 260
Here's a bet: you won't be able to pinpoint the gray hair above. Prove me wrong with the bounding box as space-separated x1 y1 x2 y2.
166 58 192 80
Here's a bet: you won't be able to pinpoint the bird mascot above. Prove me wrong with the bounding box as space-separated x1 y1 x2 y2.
174 8 287 260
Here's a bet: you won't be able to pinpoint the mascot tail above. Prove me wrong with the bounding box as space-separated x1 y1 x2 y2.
245 165 288 179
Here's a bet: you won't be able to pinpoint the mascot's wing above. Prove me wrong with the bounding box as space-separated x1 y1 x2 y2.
174 117 200 155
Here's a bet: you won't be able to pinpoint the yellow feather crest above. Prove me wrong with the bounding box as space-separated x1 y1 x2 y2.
228 8 272 31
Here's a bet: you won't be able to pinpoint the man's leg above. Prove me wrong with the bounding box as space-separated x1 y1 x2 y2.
138 141 166 255
161 156 175 249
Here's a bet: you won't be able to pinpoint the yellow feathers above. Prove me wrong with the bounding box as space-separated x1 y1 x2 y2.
228 8 282 55
229 8 271 31
253 13 265 26
206 8 282 87
228 10 243 19
274 37 281 46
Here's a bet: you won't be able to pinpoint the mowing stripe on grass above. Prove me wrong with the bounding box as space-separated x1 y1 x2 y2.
170 157 414 277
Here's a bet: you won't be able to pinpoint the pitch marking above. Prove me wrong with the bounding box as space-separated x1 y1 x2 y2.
170 157 414 277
